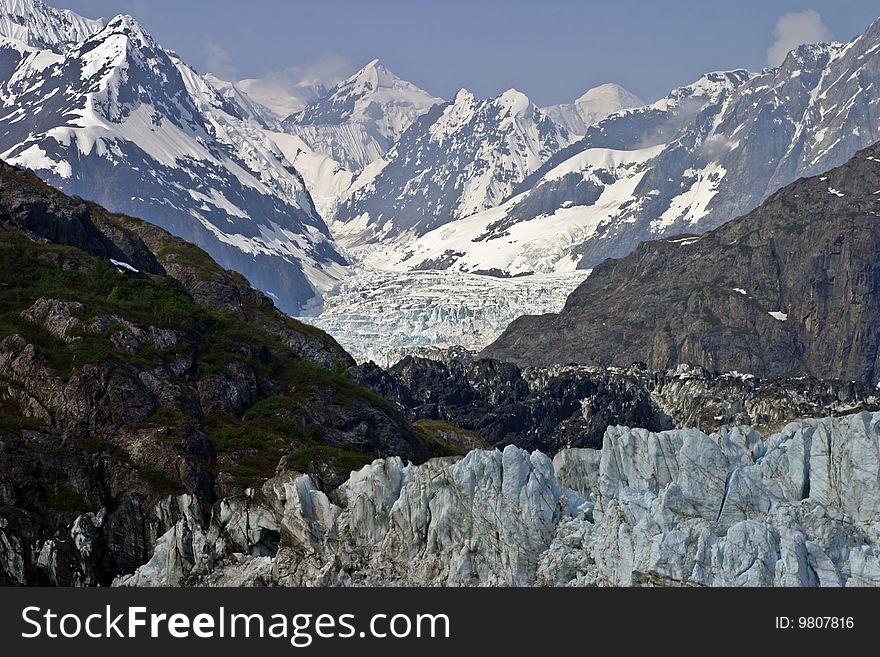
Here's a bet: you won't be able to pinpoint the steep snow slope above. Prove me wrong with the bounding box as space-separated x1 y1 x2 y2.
563 32 880 268
266 130 354 220
0 4 347 314
361 143 665 275
282 59 442 172
543 83 644 136
334 88 573 247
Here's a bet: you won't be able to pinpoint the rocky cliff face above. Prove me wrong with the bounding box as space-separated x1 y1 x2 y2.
484 141 880 382
0 162 439 585
108 410 880 587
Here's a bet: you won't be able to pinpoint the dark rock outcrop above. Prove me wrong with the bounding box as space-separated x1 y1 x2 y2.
483 142 880 383
354 358 880 453
0 163 433 586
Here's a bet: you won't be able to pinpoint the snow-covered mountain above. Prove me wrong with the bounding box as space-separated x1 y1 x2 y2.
305 73 755 359
0 0 102 52
333 88 574 248
282 59 442 172
0 1 347 314
562 29 880 270
364 18 880 278
362 70 749 275
543 83 644 136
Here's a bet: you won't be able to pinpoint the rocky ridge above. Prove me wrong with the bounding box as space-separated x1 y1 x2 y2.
484 141 880 382
353 357 880 453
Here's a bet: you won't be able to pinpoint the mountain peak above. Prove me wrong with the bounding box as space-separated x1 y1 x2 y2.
542 82 643 136
98 13 153 45
778 41 840 72
496 88 532 114
453 88 475 104
335 80 572 242
576 83 643 108
343 58 413 95
0 0 104 52
362 57 382 70
283 58 443 168
291 58 440 125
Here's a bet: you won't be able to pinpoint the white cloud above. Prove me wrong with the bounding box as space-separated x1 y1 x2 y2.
281 52 353 88
202 41 238 80
238 53 353 117
767 10 834 67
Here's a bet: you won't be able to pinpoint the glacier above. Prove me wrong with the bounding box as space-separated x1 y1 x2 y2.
112 410 880 587
298 267 591 366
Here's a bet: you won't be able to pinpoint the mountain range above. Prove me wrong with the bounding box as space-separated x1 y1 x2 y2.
3 0 880 589
0 0 346 315
0 0 647 327
325 21 880 284
2 0 880 362
333 87 573 247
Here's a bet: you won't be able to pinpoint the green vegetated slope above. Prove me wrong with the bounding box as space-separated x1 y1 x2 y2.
0 162 435 532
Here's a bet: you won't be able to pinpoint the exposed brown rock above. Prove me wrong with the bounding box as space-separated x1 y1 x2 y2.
484 142 880 383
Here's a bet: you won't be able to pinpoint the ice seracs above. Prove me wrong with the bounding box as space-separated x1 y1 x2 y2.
300 267 592 366
114 410 880 587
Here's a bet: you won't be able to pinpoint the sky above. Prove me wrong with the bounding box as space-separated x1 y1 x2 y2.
59 0 880 105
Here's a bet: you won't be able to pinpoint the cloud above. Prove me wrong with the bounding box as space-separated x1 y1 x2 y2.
767 10 833 67
279 52 353 88
239 53 354 117
202 41 238 80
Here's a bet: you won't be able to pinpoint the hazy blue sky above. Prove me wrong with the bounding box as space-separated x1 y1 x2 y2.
60 0 880 104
